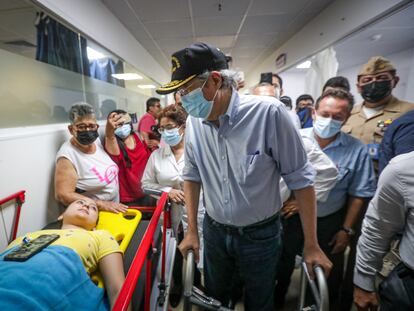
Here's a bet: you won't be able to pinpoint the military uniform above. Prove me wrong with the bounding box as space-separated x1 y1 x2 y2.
342 96 414 145
342 56 414 159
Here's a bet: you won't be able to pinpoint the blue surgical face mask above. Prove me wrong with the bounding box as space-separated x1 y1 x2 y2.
114 124 131 139
313 115 343 139
161 127 182 146
181 79 219 119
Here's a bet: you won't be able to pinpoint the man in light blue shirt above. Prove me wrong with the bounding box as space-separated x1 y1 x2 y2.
301 88 377 310
156 42 332 310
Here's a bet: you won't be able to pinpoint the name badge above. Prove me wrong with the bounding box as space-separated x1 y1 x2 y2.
367 143 379 160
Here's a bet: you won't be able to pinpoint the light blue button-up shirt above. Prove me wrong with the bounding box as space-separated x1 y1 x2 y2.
183 90 315 226
301 128 377 217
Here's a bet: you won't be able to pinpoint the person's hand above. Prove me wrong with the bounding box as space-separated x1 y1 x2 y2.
329 230 350 254
281 199 299 219
178 229 200 262
98 200 128 213
303 245 332 278
354 286 378 311
106 112 124 137
168 189 185 205
145 139 159 149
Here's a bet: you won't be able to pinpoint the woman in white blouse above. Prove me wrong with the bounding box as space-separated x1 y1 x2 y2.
141 105 204 307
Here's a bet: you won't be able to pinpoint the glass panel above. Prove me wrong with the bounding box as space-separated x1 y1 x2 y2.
0 48 85 127
0 1 163 128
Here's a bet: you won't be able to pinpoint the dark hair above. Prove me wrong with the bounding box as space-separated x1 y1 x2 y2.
146 97 160 112
272 73 283 89
107 109 134 168
315 89 355 112
322 76 350 92
296 94 314 106
158 104 188 126
280 96 292 109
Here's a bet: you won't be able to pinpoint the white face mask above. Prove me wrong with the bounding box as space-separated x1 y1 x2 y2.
313 115 344 139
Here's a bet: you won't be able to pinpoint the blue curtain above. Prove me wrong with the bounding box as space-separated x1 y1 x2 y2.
89 58 125 87
35 13 90 76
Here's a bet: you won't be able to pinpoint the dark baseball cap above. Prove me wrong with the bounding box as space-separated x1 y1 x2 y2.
156 42 228 95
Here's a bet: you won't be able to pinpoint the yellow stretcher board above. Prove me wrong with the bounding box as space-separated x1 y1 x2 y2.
91 209 142 288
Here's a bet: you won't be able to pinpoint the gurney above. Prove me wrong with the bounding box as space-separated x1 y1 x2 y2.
0 190 176 311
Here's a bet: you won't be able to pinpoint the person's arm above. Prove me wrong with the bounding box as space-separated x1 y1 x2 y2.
354 161 406 292
55 157 88 205
272 104 332 277
105 112 123 156
294 187 333 277
178 180 201 261
178 119 202 261
329 196 365 254
99 252 129 310
301 135 338 202
55 157 127 213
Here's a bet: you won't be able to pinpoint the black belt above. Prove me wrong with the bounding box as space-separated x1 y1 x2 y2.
206 212 280 235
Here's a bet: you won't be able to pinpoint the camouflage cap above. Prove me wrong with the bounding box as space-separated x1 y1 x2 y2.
358 56 396 77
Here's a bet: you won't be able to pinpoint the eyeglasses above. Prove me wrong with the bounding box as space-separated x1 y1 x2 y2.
359 73 393 85
74 123 99 131
157 124 181 134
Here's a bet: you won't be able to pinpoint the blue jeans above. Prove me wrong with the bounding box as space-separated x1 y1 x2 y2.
203 214 282 311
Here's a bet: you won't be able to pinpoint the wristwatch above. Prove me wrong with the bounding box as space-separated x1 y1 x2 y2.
340 227 355 236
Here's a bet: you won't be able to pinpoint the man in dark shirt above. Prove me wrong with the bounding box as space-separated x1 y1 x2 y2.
379 109 414 174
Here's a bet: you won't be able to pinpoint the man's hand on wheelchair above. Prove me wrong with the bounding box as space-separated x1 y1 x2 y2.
178 229 200 263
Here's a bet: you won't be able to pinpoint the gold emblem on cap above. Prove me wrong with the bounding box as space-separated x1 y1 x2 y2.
171 56 181 73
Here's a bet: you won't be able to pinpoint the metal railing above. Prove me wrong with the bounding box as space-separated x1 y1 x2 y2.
0 190 26 243
113 191 170 311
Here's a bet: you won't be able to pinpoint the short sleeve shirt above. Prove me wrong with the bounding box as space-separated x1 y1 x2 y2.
8 229 122 274
137 113 156 134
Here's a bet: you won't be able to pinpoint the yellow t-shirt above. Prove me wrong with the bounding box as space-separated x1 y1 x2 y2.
7 229 122 275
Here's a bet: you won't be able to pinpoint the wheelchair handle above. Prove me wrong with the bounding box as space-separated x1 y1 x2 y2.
299 262 329 311
183 249 195 311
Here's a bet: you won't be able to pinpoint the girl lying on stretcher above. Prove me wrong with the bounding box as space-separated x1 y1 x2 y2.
0 198 129 310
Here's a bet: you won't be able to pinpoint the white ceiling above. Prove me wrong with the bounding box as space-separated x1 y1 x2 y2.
334 4 414 71
102 0 335 74
0 0 37 58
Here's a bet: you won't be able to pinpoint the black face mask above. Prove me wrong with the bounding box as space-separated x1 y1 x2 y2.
361 80 392 103
76 130 99 145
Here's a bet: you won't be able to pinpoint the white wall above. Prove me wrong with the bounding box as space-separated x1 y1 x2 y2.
0 125 69 249
245 0 406 87
279 71 307 106
34 0 169 85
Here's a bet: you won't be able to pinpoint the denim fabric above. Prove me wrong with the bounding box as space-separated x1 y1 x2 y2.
203 214 282 311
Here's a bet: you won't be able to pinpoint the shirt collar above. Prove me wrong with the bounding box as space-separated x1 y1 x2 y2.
224 89 239 125
202 88 239 126
353 95 400 115
161 144 173 157
310 128 345 150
